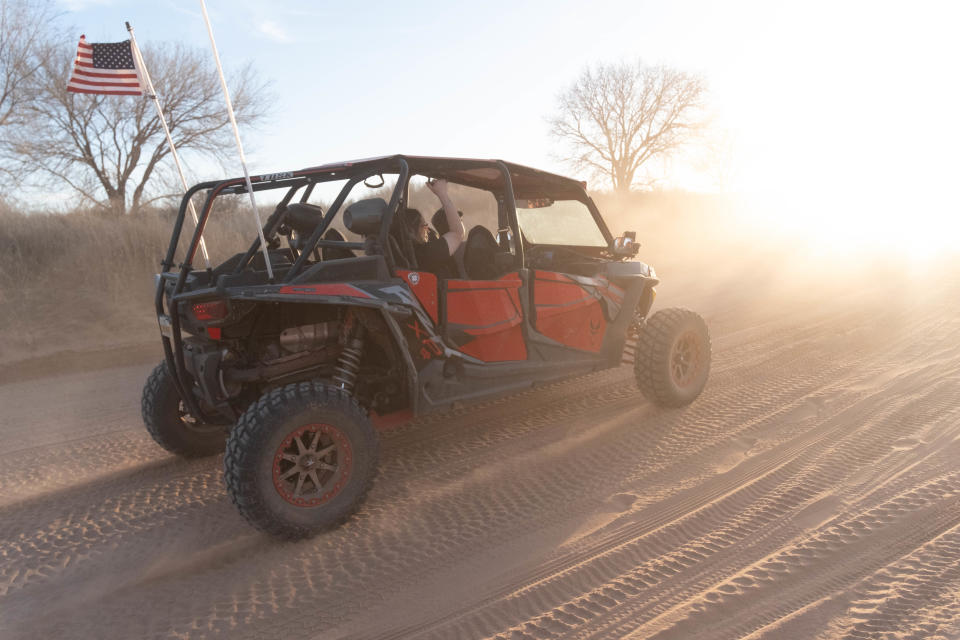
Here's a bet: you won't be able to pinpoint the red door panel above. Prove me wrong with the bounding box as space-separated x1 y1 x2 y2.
396 269 439 323
445 273 526 362
533 270 606 352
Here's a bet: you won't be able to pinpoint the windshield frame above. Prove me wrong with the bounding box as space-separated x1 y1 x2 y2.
514 196 610 249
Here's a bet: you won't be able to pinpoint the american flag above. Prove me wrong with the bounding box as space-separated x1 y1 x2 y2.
66 35 146 96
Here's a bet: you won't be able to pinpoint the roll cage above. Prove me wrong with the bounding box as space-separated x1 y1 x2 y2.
159 155 614 292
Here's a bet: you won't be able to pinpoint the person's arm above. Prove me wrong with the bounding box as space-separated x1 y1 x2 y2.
427 179 464 255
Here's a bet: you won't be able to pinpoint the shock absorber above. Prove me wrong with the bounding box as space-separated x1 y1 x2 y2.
333 338 363 392
333 314 364 393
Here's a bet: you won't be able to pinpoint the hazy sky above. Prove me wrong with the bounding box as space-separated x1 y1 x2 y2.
57 0 960 252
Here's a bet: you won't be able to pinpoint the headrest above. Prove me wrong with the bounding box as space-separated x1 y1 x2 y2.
284 203 324 235
343 198 388 236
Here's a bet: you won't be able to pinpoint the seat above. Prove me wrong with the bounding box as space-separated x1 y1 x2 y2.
321 228 356 261
450 243 467 279
342 197 411 269
284 203 324 236
387 234 413 269
462 226 502 280
283 203 324 254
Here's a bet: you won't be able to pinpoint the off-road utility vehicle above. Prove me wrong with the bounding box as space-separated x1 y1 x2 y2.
143 155 710 538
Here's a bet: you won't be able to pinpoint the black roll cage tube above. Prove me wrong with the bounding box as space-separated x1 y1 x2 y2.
158 156 609 296
496 160 525 268
233 178 311 274
286 175 364 278
160 156 542 292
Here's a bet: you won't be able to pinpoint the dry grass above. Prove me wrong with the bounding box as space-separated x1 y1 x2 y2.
0 200 256 362
0 188 777 363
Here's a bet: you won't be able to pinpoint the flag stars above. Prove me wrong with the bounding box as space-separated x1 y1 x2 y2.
92 42 136 69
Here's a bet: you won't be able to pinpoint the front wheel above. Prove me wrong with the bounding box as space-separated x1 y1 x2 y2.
634 308 711 407
223 381 379 539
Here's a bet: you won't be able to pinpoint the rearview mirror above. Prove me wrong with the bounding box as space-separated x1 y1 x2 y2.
515 198 553 209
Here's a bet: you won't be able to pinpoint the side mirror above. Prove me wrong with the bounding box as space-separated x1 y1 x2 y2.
612 231 639 256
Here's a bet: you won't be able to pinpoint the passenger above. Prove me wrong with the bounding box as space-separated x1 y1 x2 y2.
430 206 462 237
401 179 464 278
431 207 466 279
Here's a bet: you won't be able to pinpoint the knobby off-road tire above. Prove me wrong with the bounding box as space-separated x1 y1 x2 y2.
223 381 379 539
634 308 711 408
141 361 227 458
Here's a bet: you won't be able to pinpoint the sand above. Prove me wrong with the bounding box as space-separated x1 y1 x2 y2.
2 256 960 639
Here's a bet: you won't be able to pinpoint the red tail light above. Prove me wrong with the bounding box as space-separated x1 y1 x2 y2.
191 300 228 321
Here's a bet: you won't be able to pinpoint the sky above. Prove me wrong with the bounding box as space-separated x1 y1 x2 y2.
52 0 960 253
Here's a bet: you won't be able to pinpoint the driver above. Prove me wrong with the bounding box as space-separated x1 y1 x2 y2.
401 179 463 278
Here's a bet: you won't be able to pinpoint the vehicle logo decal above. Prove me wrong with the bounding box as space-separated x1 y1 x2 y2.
590 317 602 334
259 171 294 181
408 272 420 285
406 319 443 360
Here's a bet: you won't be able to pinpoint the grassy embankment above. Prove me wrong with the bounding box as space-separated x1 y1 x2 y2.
0 189 748 364
0 198 255 363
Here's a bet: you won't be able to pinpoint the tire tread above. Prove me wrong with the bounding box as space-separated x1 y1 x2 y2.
141 361 224 458
223 381 379 539
634 307 711 408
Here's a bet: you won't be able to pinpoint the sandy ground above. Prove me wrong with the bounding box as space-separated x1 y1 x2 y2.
2 260 960 639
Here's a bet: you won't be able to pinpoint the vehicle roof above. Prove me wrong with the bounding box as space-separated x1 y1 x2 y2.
299 155 588 200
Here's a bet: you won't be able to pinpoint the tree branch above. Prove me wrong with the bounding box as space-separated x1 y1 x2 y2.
548 59 706 192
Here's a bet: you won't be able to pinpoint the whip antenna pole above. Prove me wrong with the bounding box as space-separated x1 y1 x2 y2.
126 22 211 270
198 0 273 281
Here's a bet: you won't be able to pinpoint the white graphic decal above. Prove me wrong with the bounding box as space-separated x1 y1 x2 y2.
260 171 294 181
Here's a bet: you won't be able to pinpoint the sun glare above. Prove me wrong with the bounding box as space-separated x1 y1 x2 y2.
709 1 960 260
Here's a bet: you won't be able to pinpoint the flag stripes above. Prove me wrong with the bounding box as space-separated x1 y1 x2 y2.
67 35 145 96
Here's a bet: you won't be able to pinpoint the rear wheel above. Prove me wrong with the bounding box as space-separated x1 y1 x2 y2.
141 361 227 457
634 308 711 407
223 381 379 539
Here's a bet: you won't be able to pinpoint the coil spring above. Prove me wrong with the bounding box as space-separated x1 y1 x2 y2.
333 337 363 393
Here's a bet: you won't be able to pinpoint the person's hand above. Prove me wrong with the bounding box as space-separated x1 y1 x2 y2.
426 178 448 198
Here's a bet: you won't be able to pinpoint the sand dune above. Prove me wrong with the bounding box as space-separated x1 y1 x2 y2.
2 258 960 639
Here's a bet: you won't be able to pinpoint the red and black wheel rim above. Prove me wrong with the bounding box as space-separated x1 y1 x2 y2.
271 423 353 507
671 330 705 388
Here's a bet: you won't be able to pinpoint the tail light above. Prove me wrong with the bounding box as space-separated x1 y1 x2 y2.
191 300 228 321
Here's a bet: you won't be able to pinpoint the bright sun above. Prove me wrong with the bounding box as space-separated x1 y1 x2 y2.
707 2 960 259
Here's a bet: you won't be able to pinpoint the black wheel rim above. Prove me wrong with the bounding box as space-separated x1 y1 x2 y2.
271 423 353 507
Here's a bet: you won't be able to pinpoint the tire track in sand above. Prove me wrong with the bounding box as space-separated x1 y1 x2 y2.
351 312 960 640
0 301 883 606
3 290 959 639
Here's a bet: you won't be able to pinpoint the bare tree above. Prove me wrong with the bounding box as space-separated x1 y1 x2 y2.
5 39 271 216
0 0 59 127
550 60 707 193
0 0 59 184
